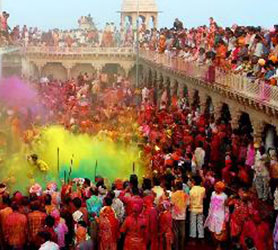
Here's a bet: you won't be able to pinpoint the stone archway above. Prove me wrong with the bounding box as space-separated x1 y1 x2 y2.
262 124 278 151
41 63 67 81
238 112 253 136
204 96 214 115
71 63 96 79
192 90 200 110
102 63 126 86
219 103 231 124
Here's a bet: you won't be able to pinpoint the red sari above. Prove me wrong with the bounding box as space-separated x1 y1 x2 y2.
121 214 147 250
159 210 173 250
98 206 119 250
143 196 159 250
240 218 273 250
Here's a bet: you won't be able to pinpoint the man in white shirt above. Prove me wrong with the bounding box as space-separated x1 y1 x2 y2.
194 141 206 171
38 231 59 250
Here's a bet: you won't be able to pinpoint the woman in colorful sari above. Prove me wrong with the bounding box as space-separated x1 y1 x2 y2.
121 204 147 250
98 197 119 250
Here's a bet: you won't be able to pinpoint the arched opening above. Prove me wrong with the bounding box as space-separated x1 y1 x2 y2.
124 15 132 29
205 96 214 116
71 64 96 79
148 69 153 86
150 16 156 30
171 80 178 97
139 15 146 31
219 103 231 124
165 77 171 105
101 63 125 87
128 64 142 85
238 112 253 137
41 63 67 81
183 85 188 99
262 124 278 151
192 90 200 110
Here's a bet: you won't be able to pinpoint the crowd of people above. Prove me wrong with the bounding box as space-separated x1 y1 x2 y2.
1 11 278 250
0 70 277 250
0 11 12 46
140 18 278 86
3 11 278 86
1 14 136 49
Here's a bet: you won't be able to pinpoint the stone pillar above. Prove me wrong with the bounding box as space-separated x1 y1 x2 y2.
198 92 208 115
230 109 242 131
94 64 104 78
153 15 158 29
170 79 177 98
121 14 125 30
63 63 74 80
251 119 265 146
157 74 164 107
187 87 195 108
177 82 184 99
212 99 223 121
122 63 133 78
131 13 137 30
35 62 46 78
145 14 151 30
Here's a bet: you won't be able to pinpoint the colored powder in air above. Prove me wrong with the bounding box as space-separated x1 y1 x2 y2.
0 77 38 109
0 126 145 193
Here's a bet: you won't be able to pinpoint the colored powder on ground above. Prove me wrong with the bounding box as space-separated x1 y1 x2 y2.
0 125 145 193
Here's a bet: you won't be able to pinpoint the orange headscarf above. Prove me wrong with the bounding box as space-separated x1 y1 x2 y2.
214 181 226 192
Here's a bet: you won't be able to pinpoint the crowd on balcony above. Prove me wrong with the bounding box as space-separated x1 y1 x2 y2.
1 13 136 49
9 24 131 49
0 73 278 250
139 18 278 86
0 11 12 46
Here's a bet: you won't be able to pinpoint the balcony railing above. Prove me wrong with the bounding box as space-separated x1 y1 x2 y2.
140 49 278 110
23 46 135 56
0 46 20 55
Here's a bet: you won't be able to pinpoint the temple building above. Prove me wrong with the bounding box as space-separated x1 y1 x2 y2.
120 0 158 30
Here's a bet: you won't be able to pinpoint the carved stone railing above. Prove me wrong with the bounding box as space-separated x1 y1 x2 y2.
140 49 278 111
0 46 20 55
23 46 135 56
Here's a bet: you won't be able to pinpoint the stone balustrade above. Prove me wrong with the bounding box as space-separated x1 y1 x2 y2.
139 49 278 112
17 45 278 114
23 46 135 56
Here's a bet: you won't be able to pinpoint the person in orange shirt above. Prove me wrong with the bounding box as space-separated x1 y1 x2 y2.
215 40 228 69
28 200 47 249
4 202 28 249
159 34 166 54
171 181 189 250
0 194 12 250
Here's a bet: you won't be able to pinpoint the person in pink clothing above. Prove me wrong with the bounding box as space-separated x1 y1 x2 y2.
51 209 68 249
